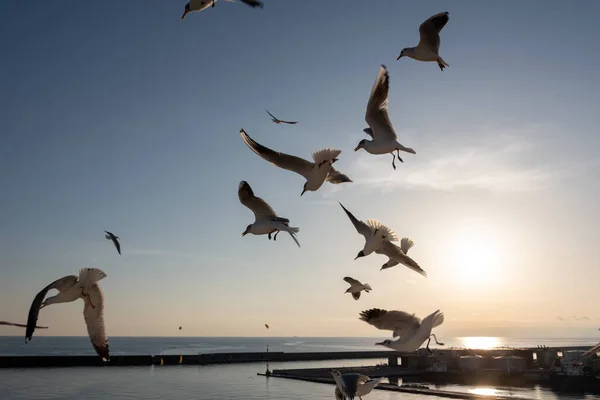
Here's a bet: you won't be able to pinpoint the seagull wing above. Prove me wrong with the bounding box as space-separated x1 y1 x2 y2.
359 308 421 338
25 275 78 342
365 65 397 141
377 240 427 277
326 167 352 184
418 12 449 53
265 109 279 122
338 202 372 239
238 181 277 221
279 120 299 125
343 276 362 286
240 129 314 179
112 237 121 255
240 0 264 8
83 284 109 360
583 342 600 358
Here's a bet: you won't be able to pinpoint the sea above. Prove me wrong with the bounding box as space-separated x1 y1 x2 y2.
1 336 599 400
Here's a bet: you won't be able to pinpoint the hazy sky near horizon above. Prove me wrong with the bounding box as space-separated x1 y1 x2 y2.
1 1 600 339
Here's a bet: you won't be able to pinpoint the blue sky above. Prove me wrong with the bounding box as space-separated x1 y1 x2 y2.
1 0 600 339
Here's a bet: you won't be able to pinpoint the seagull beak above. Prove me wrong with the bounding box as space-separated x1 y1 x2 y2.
300 188 307 196
354 145 361 152
241 231 248 237
375 341 384 346
354 251 365 260
181 10 189 19
397 54 403 60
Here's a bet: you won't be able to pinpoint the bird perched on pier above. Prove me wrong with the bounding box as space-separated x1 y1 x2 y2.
266 109 298 125
0 321 48 330
338 202 398 260
397 12 450 71
181 0 263 20
104 230 121 255
354 65 416 170
238 180 300 247
359 308 445 353
240 129 351 196
343 277 372 301
25 268 110 361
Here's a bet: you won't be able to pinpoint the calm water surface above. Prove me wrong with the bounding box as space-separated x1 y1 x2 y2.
1 336 599 399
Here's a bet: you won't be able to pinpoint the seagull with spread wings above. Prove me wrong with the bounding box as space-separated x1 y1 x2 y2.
240 129 351 196
266 109 298 125
354 65 416 170
338 202 398 261
343 277 372 301
359 308 445 353
25 268 110 361
238 180 300 247
181 0 263 20
397 12 450 71
104 231 121 255
376 238 427 277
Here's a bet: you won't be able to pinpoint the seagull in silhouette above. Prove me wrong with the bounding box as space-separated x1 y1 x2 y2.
397 11 450 71
181 0 263 20
266 109 298 125
354 65 416 170
343 277 372 301
240 129 351 196
104 231 121 255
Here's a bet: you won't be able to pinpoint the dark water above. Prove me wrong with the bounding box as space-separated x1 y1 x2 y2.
1 336 599 399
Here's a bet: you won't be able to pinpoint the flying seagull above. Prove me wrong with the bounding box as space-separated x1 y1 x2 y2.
354 65 416 170
266 109 298 125
181 0 263 20
240 129 351 196
376 238 427 277
0 321 48 329
397 12 450 71
25 268 110 361
359 308 445 353
104 231 121 255
338 201 398 260
265 323 269 329
331 370 375 400
343 277 372 301
238 181 300 247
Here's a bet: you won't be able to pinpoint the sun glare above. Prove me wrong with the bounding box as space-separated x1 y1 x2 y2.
453 233 502 286
460 336 500 350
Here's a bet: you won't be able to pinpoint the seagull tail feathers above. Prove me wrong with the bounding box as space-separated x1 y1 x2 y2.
312 148 342 165
288 231 301 248
78 268 107 287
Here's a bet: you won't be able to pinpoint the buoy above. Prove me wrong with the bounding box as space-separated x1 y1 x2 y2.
160 358 164 366
179 355 183 364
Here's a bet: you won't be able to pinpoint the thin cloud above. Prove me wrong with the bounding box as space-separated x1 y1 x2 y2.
349 124 599 194
557 315 591 321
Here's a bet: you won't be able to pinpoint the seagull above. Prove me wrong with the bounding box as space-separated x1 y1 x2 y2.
0 321 48 329
240 129 351 196
343 277 372 301
397 12 450 71
330 370 370 400
331 370 380 400
266 109 298 125
265 323 269 329
376 238 427 277
181 0 263 20
104 231 121 255
238 180 300 247
354 65 416 170
25 268 110 361
338 202 398 260
359 308 445 353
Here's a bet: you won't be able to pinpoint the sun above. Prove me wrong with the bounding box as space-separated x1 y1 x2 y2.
452 234 502 286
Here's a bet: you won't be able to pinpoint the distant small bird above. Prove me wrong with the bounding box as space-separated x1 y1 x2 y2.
179 326 182 330
104 231 121 255
238 180 300 247
359 308 445 353
25 268 110 361
0 321 48 329
397 12 450 71
181 0 263 20
266 109 298 125
354 65 416 170
338 201 398 260
240 129 351 196
265 323 269 329
343 277 372 301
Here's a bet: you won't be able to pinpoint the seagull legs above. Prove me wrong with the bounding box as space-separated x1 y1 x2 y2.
391 153 396 170
212 0 216 7
273 231 280 241
425 336 433 354
81 289 96 310
430 333 445 346
268 230 277 240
